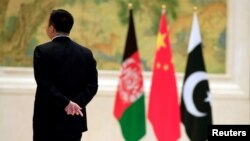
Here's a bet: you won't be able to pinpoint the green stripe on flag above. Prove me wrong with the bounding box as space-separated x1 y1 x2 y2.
119 94 146 141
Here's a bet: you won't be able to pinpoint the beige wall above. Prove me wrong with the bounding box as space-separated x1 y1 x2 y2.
0 0 250 140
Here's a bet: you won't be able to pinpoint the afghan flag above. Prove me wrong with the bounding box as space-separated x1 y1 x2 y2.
181 12 213 141
113 8 146 141
148 8 181 141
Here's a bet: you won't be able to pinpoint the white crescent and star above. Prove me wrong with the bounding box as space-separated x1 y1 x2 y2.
183 71 211 117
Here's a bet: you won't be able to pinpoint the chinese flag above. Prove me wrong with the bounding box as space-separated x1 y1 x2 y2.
148 8 181 141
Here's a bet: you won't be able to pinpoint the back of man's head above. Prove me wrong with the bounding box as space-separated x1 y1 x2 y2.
49 9 74 33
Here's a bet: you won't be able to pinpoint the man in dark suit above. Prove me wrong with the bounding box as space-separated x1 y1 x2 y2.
33 9 98 141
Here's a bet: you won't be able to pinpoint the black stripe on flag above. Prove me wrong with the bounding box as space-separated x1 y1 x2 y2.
122 10 138 61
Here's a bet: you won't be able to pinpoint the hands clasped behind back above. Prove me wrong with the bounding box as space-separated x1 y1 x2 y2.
64 101 83 117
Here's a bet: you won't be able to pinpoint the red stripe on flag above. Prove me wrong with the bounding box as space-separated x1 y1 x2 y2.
148 12 181 141
114 52 144 119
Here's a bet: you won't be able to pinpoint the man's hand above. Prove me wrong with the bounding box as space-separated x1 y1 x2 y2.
64 101 83 117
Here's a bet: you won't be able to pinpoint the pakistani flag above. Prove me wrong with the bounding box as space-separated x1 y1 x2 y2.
113 8 146 141
181 12 213 141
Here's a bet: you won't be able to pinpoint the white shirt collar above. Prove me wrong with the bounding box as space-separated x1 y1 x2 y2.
52 34 69 40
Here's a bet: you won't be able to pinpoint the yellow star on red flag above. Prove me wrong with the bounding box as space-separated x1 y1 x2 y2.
156 32 167 50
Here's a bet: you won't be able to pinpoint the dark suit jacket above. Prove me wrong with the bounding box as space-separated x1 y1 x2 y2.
33 36 98 139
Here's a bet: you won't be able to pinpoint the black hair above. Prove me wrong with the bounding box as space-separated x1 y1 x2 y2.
49 9 74 33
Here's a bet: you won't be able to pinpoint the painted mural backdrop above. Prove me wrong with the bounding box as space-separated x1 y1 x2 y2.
0 0 226 73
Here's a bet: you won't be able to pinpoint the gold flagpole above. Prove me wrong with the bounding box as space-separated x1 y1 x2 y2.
162 4 166 14
193 6 198 12
128 3 133 9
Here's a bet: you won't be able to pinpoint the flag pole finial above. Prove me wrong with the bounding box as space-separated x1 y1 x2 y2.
162 4 166 14
128 3 133 9
193 6 198 12
162 4 166 9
